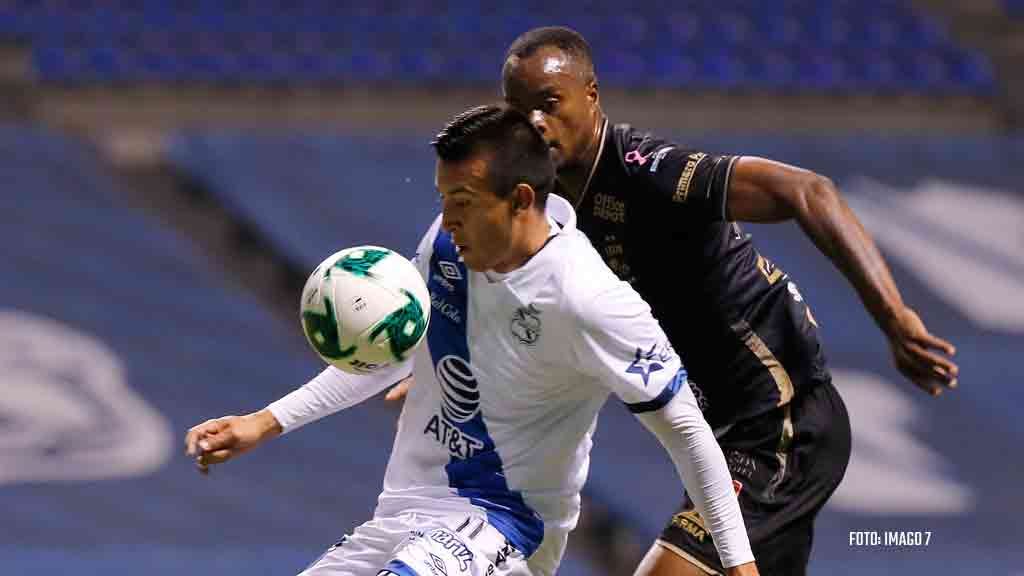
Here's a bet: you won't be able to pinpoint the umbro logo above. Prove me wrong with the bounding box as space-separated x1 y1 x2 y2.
429 553 449 576
438 260 463 281
649 146 674 173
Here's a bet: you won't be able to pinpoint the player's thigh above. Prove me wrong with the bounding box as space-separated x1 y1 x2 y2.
387 514 531 576
300 515 415 576
634 541 720 576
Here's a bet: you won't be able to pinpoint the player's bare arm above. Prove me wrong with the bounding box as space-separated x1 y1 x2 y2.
725 157 958 396
184 409 282 474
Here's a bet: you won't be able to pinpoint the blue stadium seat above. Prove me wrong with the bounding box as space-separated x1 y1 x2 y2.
0 3 999 92
948 48 997 93
744 49 799 90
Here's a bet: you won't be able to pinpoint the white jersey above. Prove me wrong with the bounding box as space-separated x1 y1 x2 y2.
269 194 753 574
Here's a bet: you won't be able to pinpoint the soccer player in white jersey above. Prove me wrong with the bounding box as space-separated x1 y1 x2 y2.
185 105 759 576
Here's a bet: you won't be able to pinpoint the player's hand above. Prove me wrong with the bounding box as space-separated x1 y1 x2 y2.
886 306 958 396
384 376 413 402
184 410 282 474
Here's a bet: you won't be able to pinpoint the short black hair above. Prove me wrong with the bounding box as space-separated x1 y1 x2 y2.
432 104 555 209
505 26 595 81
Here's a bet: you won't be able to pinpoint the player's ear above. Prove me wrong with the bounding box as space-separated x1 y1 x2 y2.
512 183 536 213
586 78 599 106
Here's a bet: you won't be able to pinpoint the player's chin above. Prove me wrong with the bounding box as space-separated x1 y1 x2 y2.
459 248 483 271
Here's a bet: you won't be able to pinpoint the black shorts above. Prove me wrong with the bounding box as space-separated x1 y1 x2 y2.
657 379 851 575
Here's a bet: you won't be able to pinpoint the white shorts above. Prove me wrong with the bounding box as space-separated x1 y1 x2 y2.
300 511 564 576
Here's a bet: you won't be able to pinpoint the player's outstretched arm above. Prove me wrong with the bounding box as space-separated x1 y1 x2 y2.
568 267 756 572
185 362 411 475
726 157 958 396
185 410 282 474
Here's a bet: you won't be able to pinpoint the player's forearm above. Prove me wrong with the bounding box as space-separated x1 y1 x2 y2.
793 176 906 335
636 391 754 568
730 159 906 335
266 363 408 433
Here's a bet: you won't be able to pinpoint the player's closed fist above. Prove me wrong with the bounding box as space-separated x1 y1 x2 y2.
184 410 282 474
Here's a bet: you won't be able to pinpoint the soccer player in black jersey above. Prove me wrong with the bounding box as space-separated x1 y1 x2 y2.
496 27 960 576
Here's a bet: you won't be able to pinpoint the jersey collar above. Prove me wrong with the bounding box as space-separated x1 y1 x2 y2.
545 193 577 232
574 116 609 211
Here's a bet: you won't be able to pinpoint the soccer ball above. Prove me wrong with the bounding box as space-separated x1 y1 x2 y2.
300 246 430 375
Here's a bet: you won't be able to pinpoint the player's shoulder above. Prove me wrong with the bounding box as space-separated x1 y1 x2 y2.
553 229 628 318
606 123 693 184
611 123 676 158
414 213 444 254
611 122 650 146
543 195 619 294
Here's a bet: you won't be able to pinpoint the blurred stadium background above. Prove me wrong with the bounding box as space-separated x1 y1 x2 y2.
1 1 1022 574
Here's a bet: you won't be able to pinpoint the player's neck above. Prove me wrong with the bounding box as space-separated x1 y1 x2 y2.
556 115 606 207
492 214 552 274
556 167 587 207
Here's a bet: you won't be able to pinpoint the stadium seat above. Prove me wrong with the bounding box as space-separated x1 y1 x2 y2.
0 0 994 94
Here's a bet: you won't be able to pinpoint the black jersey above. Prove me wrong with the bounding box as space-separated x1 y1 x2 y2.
567 121 830 427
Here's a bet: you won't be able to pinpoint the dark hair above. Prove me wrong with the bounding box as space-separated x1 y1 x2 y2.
505 26 595 81
432 104 555 209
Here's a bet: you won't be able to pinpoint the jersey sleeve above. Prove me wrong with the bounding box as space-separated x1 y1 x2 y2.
619 128 739 222
566 253 755 567
569 271 687 411
634 393 755 567
266 361 411 433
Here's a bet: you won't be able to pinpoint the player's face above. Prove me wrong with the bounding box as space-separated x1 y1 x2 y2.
502 46 599 170
435 154 517 272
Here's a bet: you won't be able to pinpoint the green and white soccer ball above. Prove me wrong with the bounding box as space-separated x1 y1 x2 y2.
300 246 430 375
